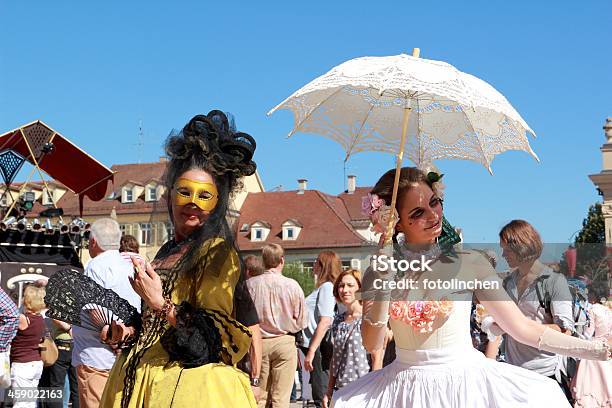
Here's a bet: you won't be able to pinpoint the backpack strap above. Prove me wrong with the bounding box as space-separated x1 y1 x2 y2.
534 275 552 316
502 275 513 296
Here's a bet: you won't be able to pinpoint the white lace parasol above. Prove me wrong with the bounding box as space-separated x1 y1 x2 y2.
268 52 538 173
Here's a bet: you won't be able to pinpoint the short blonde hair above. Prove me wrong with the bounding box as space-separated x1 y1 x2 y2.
262 244 284 269
23 285 46 313
499 220 543 263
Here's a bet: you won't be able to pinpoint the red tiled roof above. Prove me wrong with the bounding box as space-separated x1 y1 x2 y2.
338 186 372 221
236 190 368 251
9 180 68 190
57 161 168 216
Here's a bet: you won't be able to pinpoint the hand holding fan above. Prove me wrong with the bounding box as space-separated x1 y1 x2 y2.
44 269 141 337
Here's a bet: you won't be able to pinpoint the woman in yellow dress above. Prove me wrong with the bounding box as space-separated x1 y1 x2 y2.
101 111 258 407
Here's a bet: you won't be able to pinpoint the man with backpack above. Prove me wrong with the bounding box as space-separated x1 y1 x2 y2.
499 220 575 402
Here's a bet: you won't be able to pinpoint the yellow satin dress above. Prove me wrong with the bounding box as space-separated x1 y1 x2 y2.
101 238 255 408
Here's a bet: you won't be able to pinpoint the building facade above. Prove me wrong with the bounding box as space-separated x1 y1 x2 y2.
236 177 378 273
589 118 612 244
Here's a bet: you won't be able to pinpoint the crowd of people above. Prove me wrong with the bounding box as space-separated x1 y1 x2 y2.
0 110 609 408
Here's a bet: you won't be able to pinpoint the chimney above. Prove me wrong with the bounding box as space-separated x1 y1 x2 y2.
347 175 356 194
297 179 307 194
159 156 168 163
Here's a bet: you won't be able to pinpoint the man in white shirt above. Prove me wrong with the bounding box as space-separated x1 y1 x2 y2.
72 218 141 408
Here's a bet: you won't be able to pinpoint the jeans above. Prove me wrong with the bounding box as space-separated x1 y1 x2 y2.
39 348 79 408
300 347 328 408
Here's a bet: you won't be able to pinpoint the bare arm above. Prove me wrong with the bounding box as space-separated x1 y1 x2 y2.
308 316 333 353
480 299 548 348
18 314 28 331
248 324 262 380
304 316 333 371
484 336 501 359
369 348 384 370
51 319 71 333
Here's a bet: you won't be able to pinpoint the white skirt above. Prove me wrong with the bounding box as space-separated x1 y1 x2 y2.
332 346 570 408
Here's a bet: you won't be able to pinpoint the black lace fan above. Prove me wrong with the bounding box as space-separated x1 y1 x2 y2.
45 268 141 331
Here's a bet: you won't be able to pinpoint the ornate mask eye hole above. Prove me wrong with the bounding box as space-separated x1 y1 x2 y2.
198 191 213 200
176 188 192 198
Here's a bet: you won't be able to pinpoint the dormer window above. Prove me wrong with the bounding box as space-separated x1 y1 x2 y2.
0 194 7 207
250 221 270 242
146 186 157 202
124 188 134 203
282 219 302 241
120 183 137 204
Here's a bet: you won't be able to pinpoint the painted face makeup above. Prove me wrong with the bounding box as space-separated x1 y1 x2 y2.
173 178 219 212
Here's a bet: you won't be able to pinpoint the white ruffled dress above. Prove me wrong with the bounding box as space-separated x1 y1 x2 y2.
333 250 570 408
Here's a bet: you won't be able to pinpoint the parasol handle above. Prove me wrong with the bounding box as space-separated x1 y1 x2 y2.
384 107 412 246
382 47 419 247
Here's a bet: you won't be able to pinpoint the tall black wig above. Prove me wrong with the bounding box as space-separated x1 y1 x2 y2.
162 110 256 277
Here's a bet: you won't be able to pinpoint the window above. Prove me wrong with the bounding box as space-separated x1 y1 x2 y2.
301 261 315 275
0 194 7 207
147 186 157 202
42 189 54 205
124 188 134 203
160 222 173 244
139 223 152 246
282 225 299 240
250 223 270 242
120 224 134 236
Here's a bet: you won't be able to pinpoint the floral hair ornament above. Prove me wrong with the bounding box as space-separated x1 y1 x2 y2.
420 163 445 199
361 193 385 216
361 193 399 235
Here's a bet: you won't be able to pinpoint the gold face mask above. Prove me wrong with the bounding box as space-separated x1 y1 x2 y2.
173 178 219 212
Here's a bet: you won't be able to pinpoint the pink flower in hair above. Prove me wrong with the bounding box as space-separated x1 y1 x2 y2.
361 193 385 216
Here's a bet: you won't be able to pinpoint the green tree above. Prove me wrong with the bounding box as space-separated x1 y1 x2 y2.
283 262 316 296
561 203 609 282
575 203 605 244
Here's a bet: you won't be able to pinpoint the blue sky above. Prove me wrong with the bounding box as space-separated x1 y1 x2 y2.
1 1 610 242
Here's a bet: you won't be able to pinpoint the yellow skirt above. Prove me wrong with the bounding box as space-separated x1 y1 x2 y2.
101 341 256 408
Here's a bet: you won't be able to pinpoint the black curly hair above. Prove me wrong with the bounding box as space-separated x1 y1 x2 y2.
163 110 256 277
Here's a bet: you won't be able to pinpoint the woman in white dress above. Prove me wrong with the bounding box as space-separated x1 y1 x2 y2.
333 167 610 408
